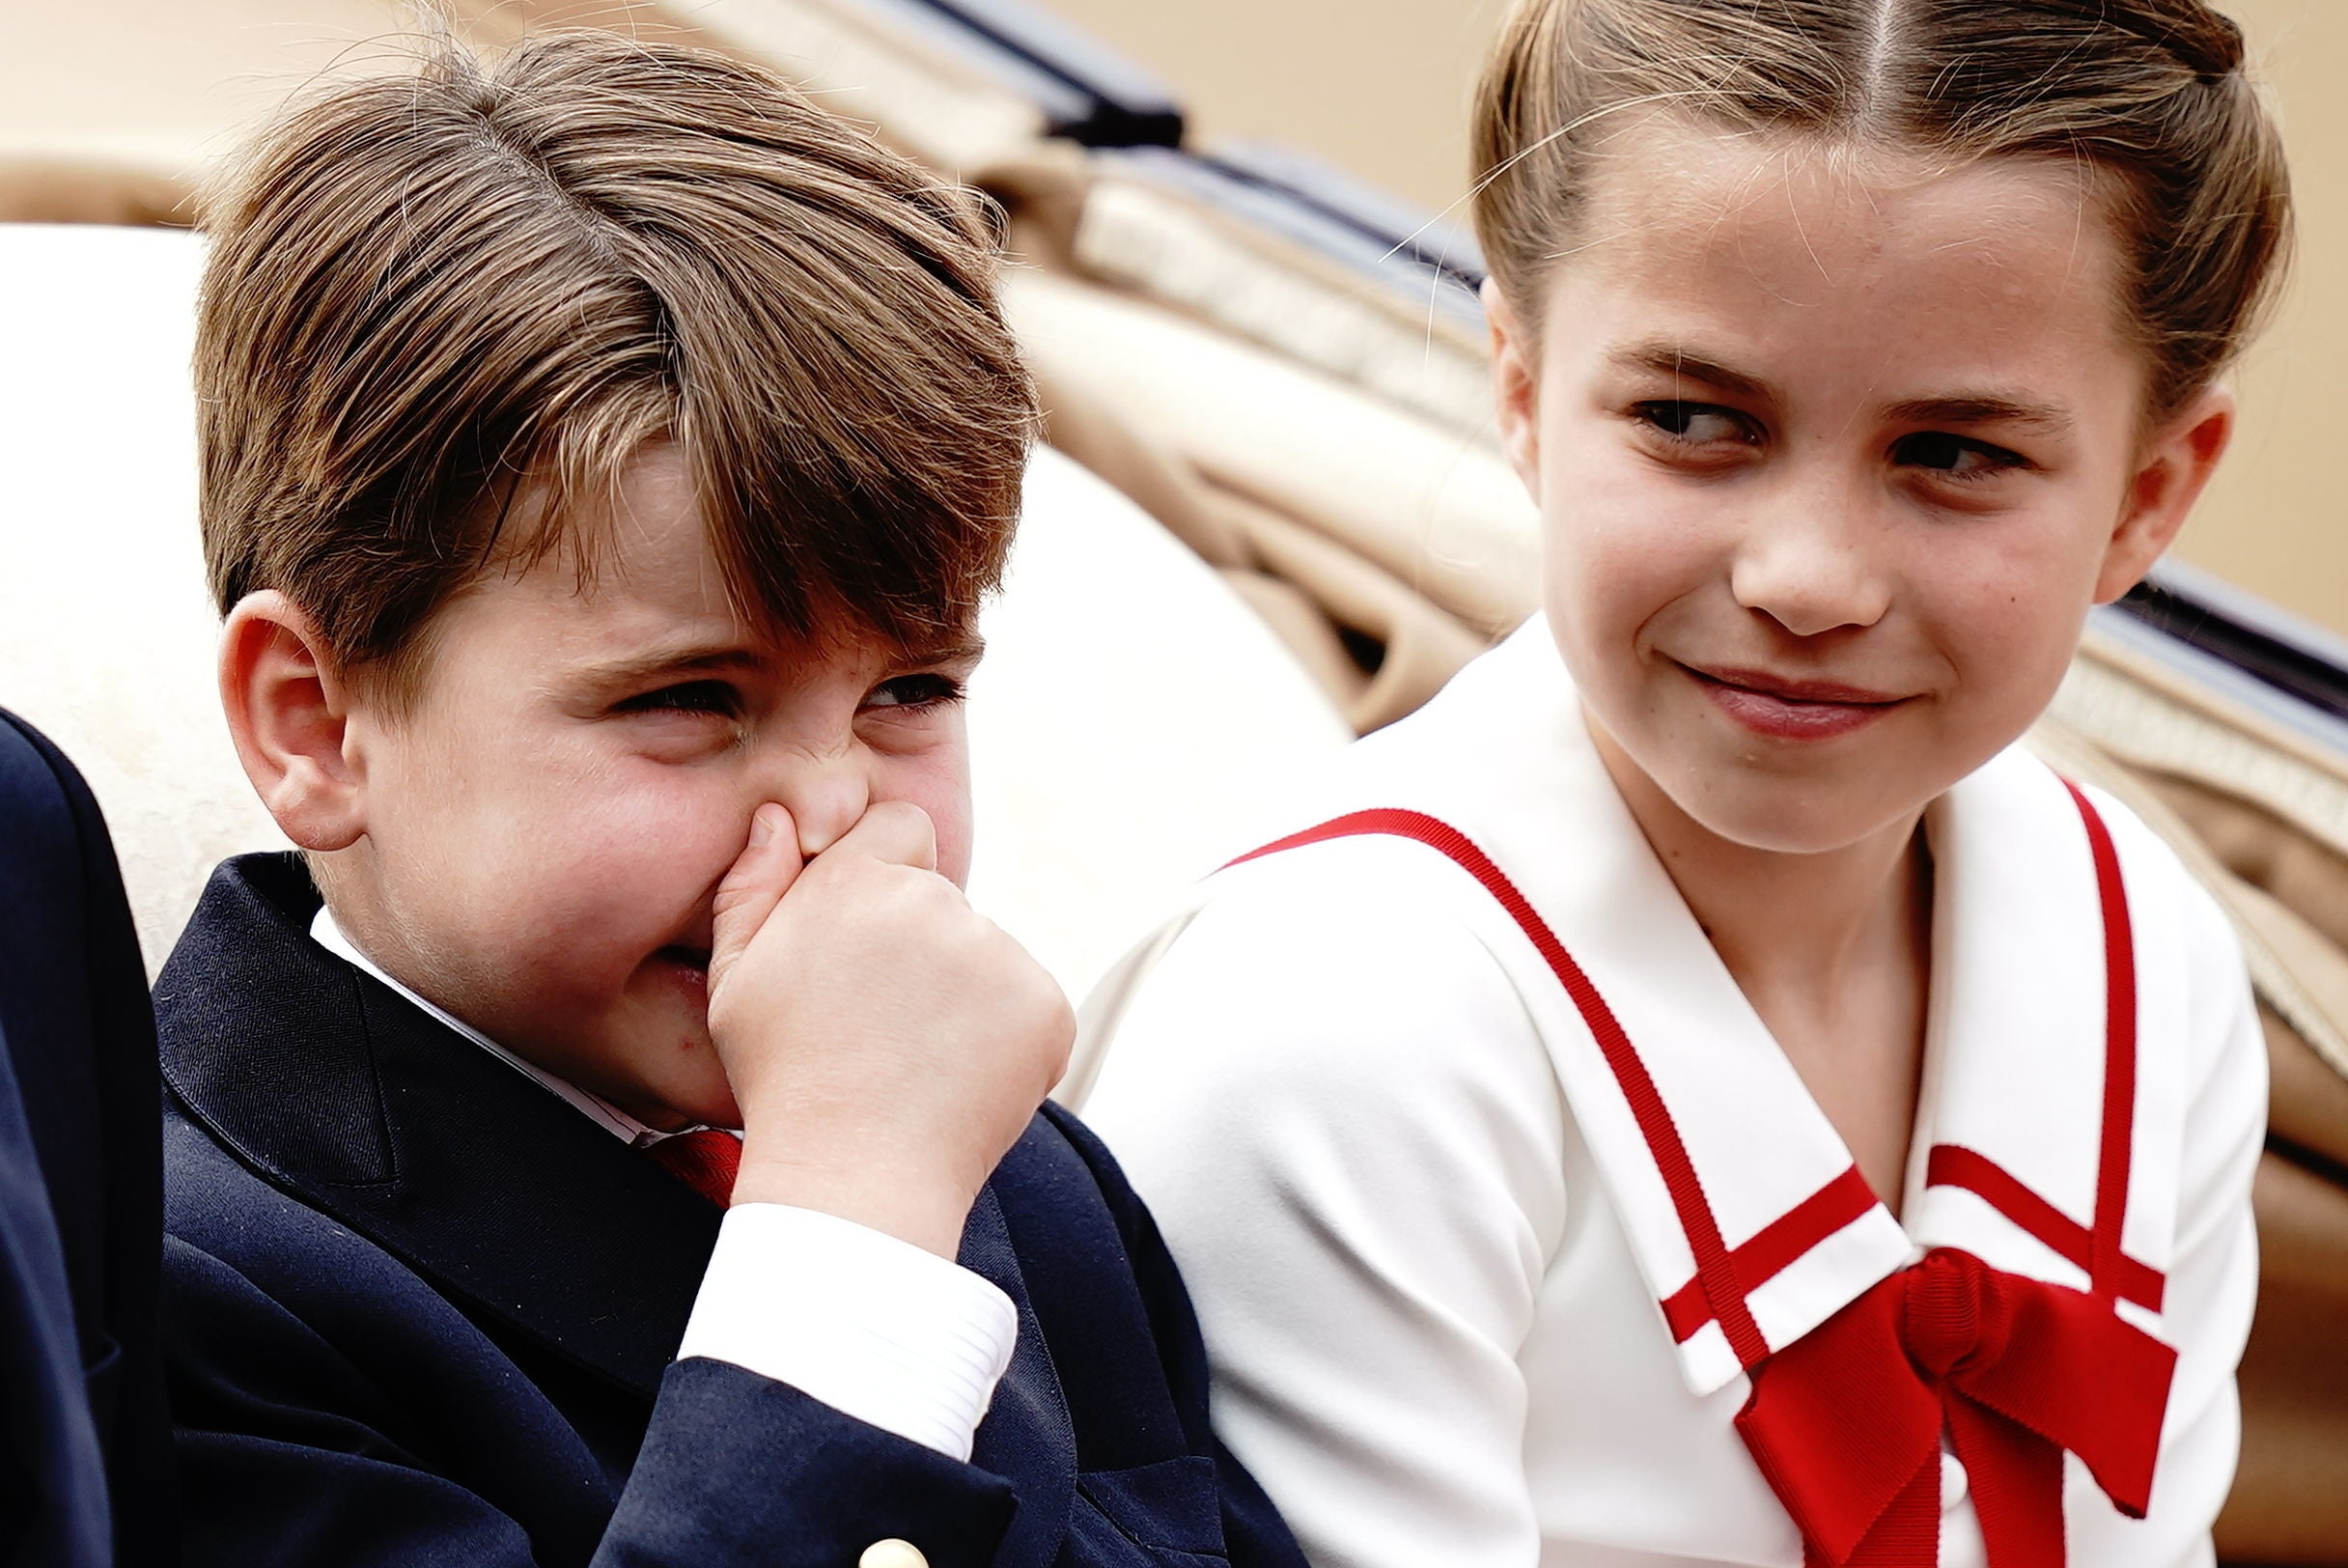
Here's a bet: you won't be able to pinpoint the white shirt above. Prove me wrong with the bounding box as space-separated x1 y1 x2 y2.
310 908 1018 1461
1078 620 2264 1566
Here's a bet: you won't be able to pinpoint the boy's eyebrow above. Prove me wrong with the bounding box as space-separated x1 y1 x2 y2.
900 633 987 666
575 632 987 687
575 642 767 686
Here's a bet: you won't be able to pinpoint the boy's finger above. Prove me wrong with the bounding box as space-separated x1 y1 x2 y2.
830 798 939 873
709 803 801 994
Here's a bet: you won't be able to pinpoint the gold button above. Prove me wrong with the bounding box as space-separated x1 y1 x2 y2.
858 1541 928 1568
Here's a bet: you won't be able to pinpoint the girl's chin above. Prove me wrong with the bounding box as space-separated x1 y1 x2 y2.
1665 776 1925 858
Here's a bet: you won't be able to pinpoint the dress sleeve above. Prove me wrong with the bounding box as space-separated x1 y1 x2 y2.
1080 854 1570 1568
2075 880 2266 1566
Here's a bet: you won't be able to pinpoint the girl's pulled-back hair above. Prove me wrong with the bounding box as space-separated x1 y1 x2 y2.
1472 0 2291 418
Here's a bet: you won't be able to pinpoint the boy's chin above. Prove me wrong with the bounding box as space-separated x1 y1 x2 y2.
606 1069 741 1135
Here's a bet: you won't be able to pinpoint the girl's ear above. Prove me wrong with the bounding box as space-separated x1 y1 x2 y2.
2094 384 2235 603
1485 279 1544 501
218 591 369 851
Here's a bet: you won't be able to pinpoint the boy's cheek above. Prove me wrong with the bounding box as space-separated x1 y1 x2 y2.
871 742 974 885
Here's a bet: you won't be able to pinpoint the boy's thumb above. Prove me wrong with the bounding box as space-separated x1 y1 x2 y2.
708 803 800 998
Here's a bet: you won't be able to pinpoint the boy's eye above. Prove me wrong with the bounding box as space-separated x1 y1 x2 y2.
1634 401 1759 447
865 673 966 713
617 681 741 717
1892 431 2027 479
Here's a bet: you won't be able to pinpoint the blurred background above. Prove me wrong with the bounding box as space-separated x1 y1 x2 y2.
6 0 2343 630
1053 0 2348 635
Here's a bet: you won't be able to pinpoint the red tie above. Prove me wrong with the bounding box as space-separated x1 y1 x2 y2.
1734 1247 2177 1566
646 1129 741 1208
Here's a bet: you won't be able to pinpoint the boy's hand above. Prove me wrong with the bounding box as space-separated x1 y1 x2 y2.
705 800 1075 1258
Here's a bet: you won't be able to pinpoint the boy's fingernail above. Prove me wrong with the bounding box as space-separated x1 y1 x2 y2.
749 805 781 848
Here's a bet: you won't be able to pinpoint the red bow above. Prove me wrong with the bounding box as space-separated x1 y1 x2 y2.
1734 1247 2175 1566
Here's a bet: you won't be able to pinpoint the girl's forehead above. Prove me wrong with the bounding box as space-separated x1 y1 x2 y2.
1576 127 2115 298
1548 128 2138 396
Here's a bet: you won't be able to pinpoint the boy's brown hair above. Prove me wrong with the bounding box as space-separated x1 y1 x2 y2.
198 30 1036 699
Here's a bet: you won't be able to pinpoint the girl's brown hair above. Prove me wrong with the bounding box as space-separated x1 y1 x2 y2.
1471 0 2291 419
199 31 1036 701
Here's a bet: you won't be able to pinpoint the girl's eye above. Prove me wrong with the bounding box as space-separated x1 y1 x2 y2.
1892 431 2027 480
1633 401 1758 447
865 673 966 713
617 681 741 718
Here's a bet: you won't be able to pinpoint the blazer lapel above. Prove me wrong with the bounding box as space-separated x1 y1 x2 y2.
156 854 719 1401
961 1184 1076 1565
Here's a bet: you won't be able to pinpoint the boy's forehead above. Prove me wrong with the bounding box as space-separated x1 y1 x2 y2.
474 443 982 677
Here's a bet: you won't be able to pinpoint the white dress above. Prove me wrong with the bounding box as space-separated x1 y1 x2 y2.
1077 620 2264 1568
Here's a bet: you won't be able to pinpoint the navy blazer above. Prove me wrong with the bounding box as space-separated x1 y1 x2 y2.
156 853 1305 1568
0 710 174 1568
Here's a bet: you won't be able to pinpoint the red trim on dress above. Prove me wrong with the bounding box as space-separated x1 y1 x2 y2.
2066 776 2142 1306
1228 808 1771 1368
1925 1145 2164 1312
1229 783 2176 1565
1659 1164 1876 1343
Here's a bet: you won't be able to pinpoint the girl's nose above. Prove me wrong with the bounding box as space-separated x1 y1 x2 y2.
1727 486 1893 638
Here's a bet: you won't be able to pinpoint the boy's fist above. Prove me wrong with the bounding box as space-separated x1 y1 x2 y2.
705 800 1075 1257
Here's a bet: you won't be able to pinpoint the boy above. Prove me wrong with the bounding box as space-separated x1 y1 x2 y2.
157 32 1302 1568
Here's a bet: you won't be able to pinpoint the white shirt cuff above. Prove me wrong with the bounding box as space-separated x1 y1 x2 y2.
676 1203 1018 1462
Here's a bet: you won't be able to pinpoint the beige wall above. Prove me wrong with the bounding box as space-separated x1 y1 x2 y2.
1052 0 2348 637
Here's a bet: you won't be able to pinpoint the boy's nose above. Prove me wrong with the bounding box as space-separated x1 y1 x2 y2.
1728 485 1893 638
759 746 873 859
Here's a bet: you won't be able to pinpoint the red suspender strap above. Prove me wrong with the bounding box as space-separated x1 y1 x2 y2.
1227 808 1772 1368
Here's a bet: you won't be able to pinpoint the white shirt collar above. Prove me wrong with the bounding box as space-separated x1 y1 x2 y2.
307 904 686 1147
1248 617 2174 1395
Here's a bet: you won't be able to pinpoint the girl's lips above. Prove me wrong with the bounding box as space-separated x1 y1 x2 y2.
1681 663 1910 741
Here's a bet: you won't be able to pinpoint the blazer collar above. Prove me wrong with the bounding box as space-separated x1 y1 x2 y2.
1295 621 2166 1395
154 855 1045 1408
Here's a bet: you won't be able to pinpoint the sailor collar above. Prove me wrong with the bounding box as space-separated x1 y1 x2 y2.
1222 618 2184 1401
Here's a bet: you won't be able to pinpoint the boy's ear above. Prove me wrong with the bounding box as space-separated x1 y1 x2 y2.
1485 279 1544 501
2094 384 2235 604
218 591 369 852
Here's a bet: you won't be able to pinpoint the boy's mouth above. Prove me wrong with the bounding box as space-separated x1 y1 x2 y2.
656 944 713 977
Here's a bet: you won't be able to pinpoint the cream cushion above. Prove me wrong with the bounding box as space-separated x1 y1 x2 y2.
0 221 1348 997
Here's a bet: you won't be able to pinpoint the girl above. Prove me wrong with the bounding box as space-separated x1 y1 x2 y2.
1077 3 2290 1564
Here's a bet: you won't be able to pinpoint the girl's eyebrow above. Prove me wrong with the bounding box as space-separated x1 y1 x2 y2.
1610 342 2073 434
1880 395 2073 435
1609 343 1773 404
